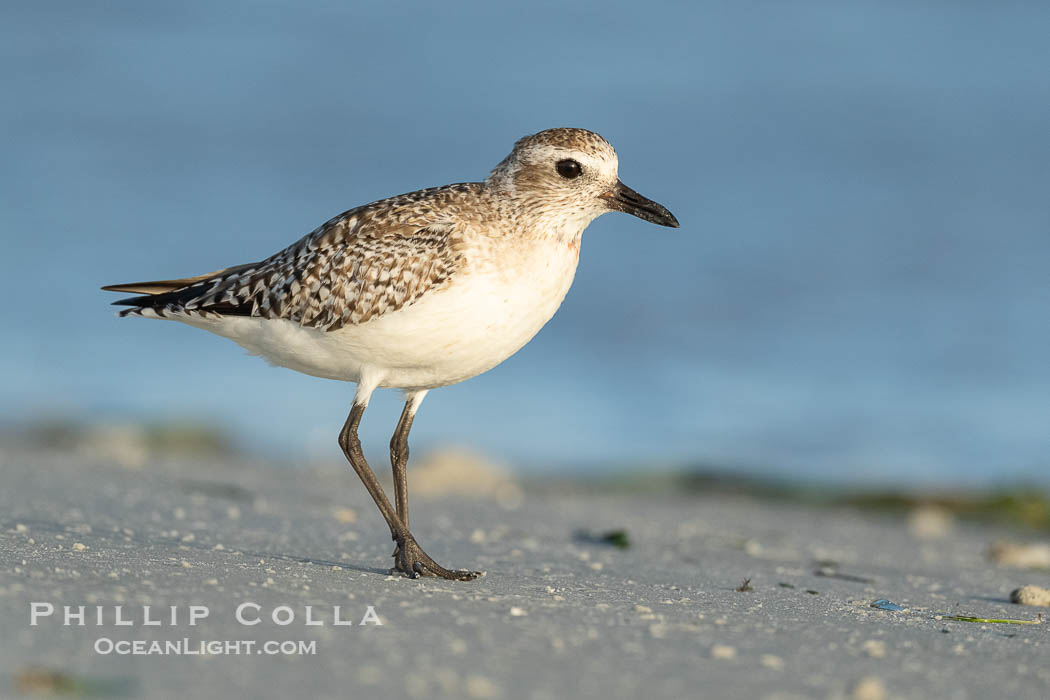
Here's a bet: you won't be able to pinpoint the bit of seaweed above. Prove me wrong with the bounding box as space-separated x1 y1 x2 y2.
585 469 1050 533
573 529 631 549
600 529 631 549
869 601 1043 626
942 615 1041 625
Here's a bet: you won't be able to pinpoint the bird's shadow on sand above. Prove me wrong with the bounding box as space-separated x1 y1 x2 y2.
237 548 391 577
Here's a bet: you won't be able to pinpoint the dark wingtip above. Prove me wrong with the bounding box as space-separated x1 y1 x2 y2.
101 282 159 294
110 295 151 307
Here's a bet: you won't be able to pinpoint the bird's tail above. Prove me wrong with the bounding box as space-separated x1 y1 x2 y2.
101 266 252 317
102 271 224 296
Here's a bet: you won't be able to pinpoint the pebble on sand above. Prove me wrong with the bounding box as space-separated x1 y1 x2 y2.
711 645 736 660
1009 585 1050 606
332 507 357 524
760 654 784 671
851 676 887 700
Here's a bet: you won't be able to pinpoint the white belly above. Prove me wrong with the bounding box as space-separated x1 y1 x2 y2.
176 238 582 390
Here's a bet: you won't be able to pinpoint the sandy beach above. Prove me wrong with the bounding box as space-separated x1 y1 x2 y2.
2 447 1048 700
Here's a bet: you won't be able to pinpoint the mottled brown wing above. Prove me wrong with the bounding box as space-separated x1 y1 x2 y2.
111 204 463 331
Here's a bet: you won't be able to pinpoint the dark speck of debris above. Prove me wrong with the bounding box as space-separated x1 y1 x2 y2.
778 582 795 589
814 563 876 584
805 589 820 595
178 478 254 502
736 577 754 592
574 529 631 549
601 529 631 549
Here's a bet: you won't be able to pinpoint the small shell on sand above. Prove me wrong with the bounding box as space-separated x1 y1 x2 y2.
710 645 736 660
851 676 887 700
1009 585 1050 606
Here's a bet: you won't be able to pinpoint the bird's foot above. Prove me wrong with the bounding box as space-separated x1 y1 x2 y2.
391 534 481 581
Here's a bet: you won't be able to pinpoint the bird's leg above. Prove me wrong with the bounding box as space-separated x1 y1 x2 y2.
388 393 420 564
339 402 402 541
389 392 424 533
338 398 479 581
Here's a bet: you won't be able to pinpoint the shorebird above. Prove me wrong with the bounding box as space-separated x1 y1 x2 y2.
103 128 679 580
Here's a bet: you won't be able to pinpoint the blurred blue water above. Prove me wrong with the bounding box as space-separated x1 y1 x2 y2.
2 1 1048 485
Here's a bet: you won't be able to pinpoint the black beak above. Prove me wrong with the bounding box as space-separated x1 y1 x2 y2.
601 180 680 228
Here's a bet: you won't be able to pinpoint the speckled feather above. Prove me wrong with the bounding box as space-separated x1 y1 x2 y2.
112 184 485 331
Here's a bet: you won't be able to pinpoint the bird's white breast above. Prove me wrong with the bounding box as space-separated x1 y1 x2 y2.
182 235 582 390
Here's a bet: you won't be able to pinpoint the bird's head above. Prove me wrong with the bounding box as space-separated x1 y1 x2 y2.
486 127 679 232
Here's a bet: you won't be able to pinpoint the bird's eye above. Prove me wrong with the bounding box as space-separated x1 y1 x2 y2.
555 159 582 179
